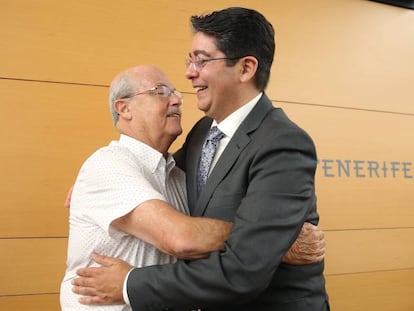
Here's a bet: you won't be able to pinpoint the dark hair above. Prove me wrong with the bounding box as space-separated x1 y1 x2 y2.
190 7 275 90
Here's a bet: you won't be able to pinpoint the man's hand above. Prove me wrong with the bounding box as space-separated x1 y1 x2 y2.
72 253 133 305
64 185 74 208
282 223 325 264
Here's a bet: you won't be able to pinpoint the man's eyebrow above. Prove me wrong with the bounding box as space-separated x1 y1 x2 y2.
189 50 211 58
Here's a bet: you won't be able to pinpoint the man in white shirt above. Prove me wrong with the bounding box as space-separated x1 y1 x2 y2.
61 65 233 310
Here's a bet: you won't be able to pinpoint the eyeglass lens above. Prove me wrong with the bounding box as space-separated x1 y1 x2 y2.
155 85 182 100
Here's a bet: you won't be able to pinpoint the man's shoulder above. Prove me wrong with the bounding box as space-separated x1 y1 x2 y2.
80 144 141 174
265 107 309 133
86 144 129 161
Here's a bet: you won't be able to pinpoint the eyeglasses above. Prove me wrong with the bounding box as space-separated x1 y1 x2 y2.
122 83 183 102
185 56 243 72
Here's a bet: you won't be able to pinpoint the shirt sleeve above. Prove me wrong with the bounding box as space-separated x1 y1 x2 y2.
70 146 166 236
123 268 135 306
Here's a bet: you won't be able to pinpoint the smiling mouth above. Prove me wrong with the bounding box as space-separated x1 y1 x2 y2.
194 86 207 93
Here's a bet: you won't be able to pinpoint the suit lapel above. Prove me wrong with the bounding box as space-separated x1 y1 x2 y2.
192 94 274 216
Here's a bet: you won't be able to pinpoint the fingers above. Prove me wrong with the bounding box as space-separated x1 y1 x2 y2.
72 284 116 305
64 197 70 209
312 227 325 240
75 253 115 278
302 222 317 231
78 296 101 305
283 223 326 265
311 239 326 261
75 253 110 278
76 266 102 277
78 295 113 305
319 237 326 248
301 223 324 244
91 252 114 266
71 253 128 306
72 273 92 287
72 282 96 296
71 276 102 303
64 185 74 208
304 224 325 244
303 236 325 254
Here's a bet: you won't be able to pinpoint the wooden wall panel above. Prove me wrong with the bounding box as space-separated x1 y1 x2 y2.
0 0 260 93
1 0 190 86
0 238 67 295
326 269 414 311
1 231 412 297
1 0 413 310
0 79 115 237
0 294 60 311
2 0 413 113
269 0 414 114
324 229 414 275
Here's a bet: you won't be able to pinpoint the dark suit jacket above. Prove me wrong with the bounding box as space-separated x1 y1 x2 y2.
127 94 329 310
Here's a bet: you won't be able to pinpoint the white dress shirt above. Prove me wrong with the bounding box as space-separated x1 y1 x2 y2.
60 134 188 311
209 92 262 174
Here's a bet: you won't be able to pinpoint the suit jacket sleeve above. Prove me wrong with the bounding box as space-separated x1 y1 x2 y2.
127 111 318 310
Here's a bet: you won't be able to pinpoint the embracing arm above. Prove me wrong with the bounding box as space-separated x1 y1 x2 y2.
111 200 324 262
72 220 325 306
111 199 232 259
65 183 323 262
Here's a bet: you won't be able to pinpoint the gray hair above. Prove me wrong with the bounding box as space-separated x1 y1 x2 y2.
108 74 136 125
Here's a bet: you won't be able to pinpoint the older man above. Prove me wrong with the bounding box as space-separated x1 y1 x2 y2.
61 65 233 310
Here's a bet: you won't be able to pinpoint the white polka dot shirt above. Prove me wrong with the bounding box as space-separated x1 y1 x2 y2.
60 134 188 310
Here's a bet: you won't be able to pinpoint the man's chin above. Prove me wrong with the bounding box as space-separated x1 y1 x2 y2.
170 127 183 138
197 99 211 113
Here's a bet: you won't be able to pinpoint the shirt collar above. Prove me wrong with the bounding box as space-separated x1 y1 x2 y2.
213 92 263 138
118 134 175 174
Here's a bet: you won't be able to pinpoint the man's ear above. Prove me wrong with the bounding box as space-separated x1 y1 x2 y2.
114 99 132 120
239 56 258 83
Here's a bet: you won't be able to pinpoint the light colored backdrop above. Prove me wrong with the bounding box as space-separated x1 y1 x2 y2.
1 0 413 310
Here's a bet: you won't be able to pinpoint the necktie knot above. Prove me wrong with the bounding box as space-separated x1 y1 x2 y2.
206 126 224 143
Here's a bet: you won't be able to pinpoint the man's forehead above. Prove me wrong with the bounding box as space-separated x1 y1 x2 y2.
135 73 170 87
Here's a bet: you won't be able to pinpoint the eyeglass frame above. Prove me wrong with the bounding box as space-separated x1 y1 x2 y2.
185 56 245 72
120 83 183 102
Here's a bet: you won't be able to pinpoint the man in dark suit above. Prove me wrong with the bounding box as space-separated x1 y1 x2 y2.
73 7 329 310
